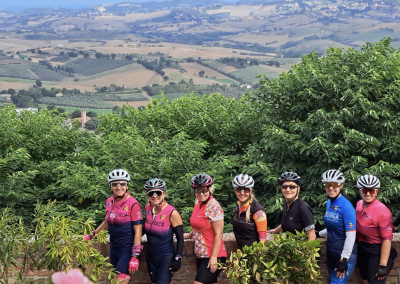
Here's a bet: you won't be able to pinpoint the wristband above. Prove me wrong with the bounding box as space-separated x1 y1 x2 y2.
131 244 143 257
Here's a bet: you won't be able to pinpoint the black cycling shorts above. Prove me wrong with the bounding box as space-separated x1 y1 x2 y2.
358 255 395 284
195 257 226 284
147 254 174 284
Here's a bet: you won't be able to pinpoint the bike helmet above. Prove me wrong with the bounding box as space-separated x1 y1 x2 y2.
322 169 345 184
232 174 254 188
144 178 167 192
357 175 380 189
278 172 301 185
107 169 130 184
191 174 213 188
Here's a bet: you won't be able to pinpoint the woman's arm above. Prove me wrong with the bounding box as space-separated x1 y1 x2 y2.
306 228 316 241
377 239 391 281
208 219 224 273
267 225 282 234
94 220 108 234
253 210 267 243
133 224 142 245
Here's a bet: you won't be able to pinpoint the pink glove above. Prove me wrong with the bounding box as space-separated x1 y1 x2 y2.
83 231 96 241
129 257 139 273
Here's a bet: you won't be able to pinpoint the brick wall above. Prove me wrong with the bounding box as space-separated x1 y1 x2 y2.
7 235 400 283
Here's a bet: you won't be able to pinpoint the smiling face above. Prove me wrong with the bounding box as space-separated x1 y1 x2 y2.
324 182 343 199
194 186 210 202
280 181 299 201
234 187 252 203
360 187 378 204
110 180 128 197
146 189 165 206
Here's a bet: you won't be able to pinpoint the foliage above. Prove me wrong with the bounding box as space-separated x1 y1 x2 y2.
220 232 322 284
0 202 116 284
65 59 135 76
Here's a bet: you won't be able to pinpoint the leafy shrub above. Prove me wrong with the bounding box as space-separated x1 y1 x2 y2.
221 232 322 284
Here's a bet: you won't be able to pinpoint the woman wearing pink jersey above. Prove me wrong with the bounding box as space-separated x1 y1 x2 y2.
184 174 227 284
143 178 184 284
84 169 143 284
356 175 397 284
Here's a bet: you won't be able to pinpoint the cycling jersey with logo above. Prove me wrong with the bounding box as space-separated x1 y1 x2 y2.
324 195 356 252
356 199 393 244
281 198 314 234
144 202 176 256
105 193 142 246
190 196 227 258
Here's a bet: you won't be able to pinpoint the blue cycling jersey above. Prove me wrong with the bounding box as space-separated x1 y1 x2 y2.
324 195 356 252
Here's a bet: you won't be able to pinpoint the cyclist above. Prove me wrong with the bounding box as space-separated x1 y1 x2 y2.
143 178 184 284
316 169 357 284
356 175 397 284
231 174 267 249
184 174 227 284
267 171 316 241
84 169 143 284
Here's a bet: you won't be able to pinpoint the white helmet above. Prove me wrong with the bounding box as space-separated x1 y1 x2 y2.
107 169 130 184
322 169 345 184
357 174 380 189
232 174 254 188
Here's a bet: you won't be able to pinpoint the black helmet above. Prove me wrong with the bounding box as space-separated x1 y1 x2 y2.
278 172 301 185
191 174 213 188
144 178 167 192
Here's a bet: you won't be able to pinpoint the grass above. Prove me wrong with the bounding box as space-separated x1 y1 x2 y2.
113 92 144 98
212 78 238 85
203 60 224 69
38 104 113 115
0 76 59 86
153 93 188 100
230 66 281 83
0 65 38 80
65 58 136 76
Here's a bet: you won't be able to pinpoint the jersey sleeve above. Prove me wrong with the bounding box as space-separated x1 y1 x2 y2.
131 203 142 225
205 199 224 222
378 208 393 240
343 201 356 232
300 202 315 232
253 210 267 241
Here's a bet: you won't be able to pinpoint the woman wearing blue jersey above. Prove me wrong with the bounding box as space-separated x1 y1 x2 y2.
316 170 357 284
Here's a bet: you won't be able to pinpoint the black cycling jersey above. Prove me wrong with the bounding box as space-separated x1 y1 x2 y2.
232 200 265 249
281 198 315 235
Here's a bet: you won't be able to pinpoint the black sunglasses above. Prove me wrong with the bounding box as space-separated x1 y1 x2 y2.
146 190 164 197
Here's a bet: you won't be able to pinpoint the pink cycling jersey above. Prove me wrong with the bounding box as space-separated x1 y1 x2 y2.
356 199 393 244
106 193 142 246
190 196 227 258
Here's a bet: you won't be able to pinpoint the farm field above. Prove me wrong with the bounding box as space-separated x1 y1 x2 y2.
38 104 113 115
230 65 282 84
106 100 150 108
180 62 238 81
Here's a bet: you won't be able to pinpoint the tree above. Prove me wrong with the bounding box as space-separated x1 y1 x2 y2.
35 80 42 87
199 70 205 77
7 88 16 95
86 111 97 118
84 120 96 130
163 76 169 81
71 110 82 118
111 53 116 59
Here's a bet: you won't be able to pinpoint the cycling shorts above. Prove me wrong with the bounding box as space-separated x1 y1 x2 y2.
109 245 131 277
326 248 357 284
146 254 174 284
358 255 395 284
195 257 226 284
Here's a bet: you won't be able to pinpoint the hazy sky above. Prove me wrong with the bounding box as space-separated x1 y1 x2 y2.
1 0 236 11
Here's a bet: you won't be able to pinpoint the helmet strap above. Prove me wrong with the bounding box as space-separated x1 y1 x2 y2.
329 190 342 203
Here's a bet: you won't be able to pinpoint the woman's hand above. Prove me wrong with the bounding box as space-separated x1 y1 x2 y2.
267 225 282 234
207 256 218 273
184 232 193 239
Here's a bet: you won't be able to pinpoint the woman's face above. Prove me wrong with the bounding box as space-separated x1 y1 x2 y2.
360 187 378 204
147 189 165 206
324 183 343 199
194 186 210 202
235 187 252 203
280 181 299 201
110 180 128 197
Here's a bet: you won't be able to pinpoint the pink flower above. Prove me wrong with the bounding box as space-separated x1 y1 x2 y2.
52 269 93 284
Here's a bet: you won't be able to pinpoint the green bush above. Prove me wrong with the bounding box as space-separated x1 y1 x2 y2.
220 232 322 284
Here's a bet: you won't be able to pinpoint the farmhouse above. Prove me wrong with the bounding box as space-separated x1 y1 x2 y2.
55 92 63 97
0 94 11 99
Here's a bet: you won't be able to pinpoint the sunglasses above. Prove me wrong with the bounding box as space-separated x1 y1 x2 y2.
280 185 299 191
234 187 251 193
146 190 164 197
324 182 340 189
111 182 127 188
193 187 210 194
360 188 377 195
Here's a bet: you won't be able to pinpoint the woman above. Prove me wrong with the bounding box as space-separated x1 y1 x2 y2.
356 174 397 284
143 178 184 284
231 174 267 249
84 169 142 284
184 173 227 284
316 169 357 284
267 171 316 241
